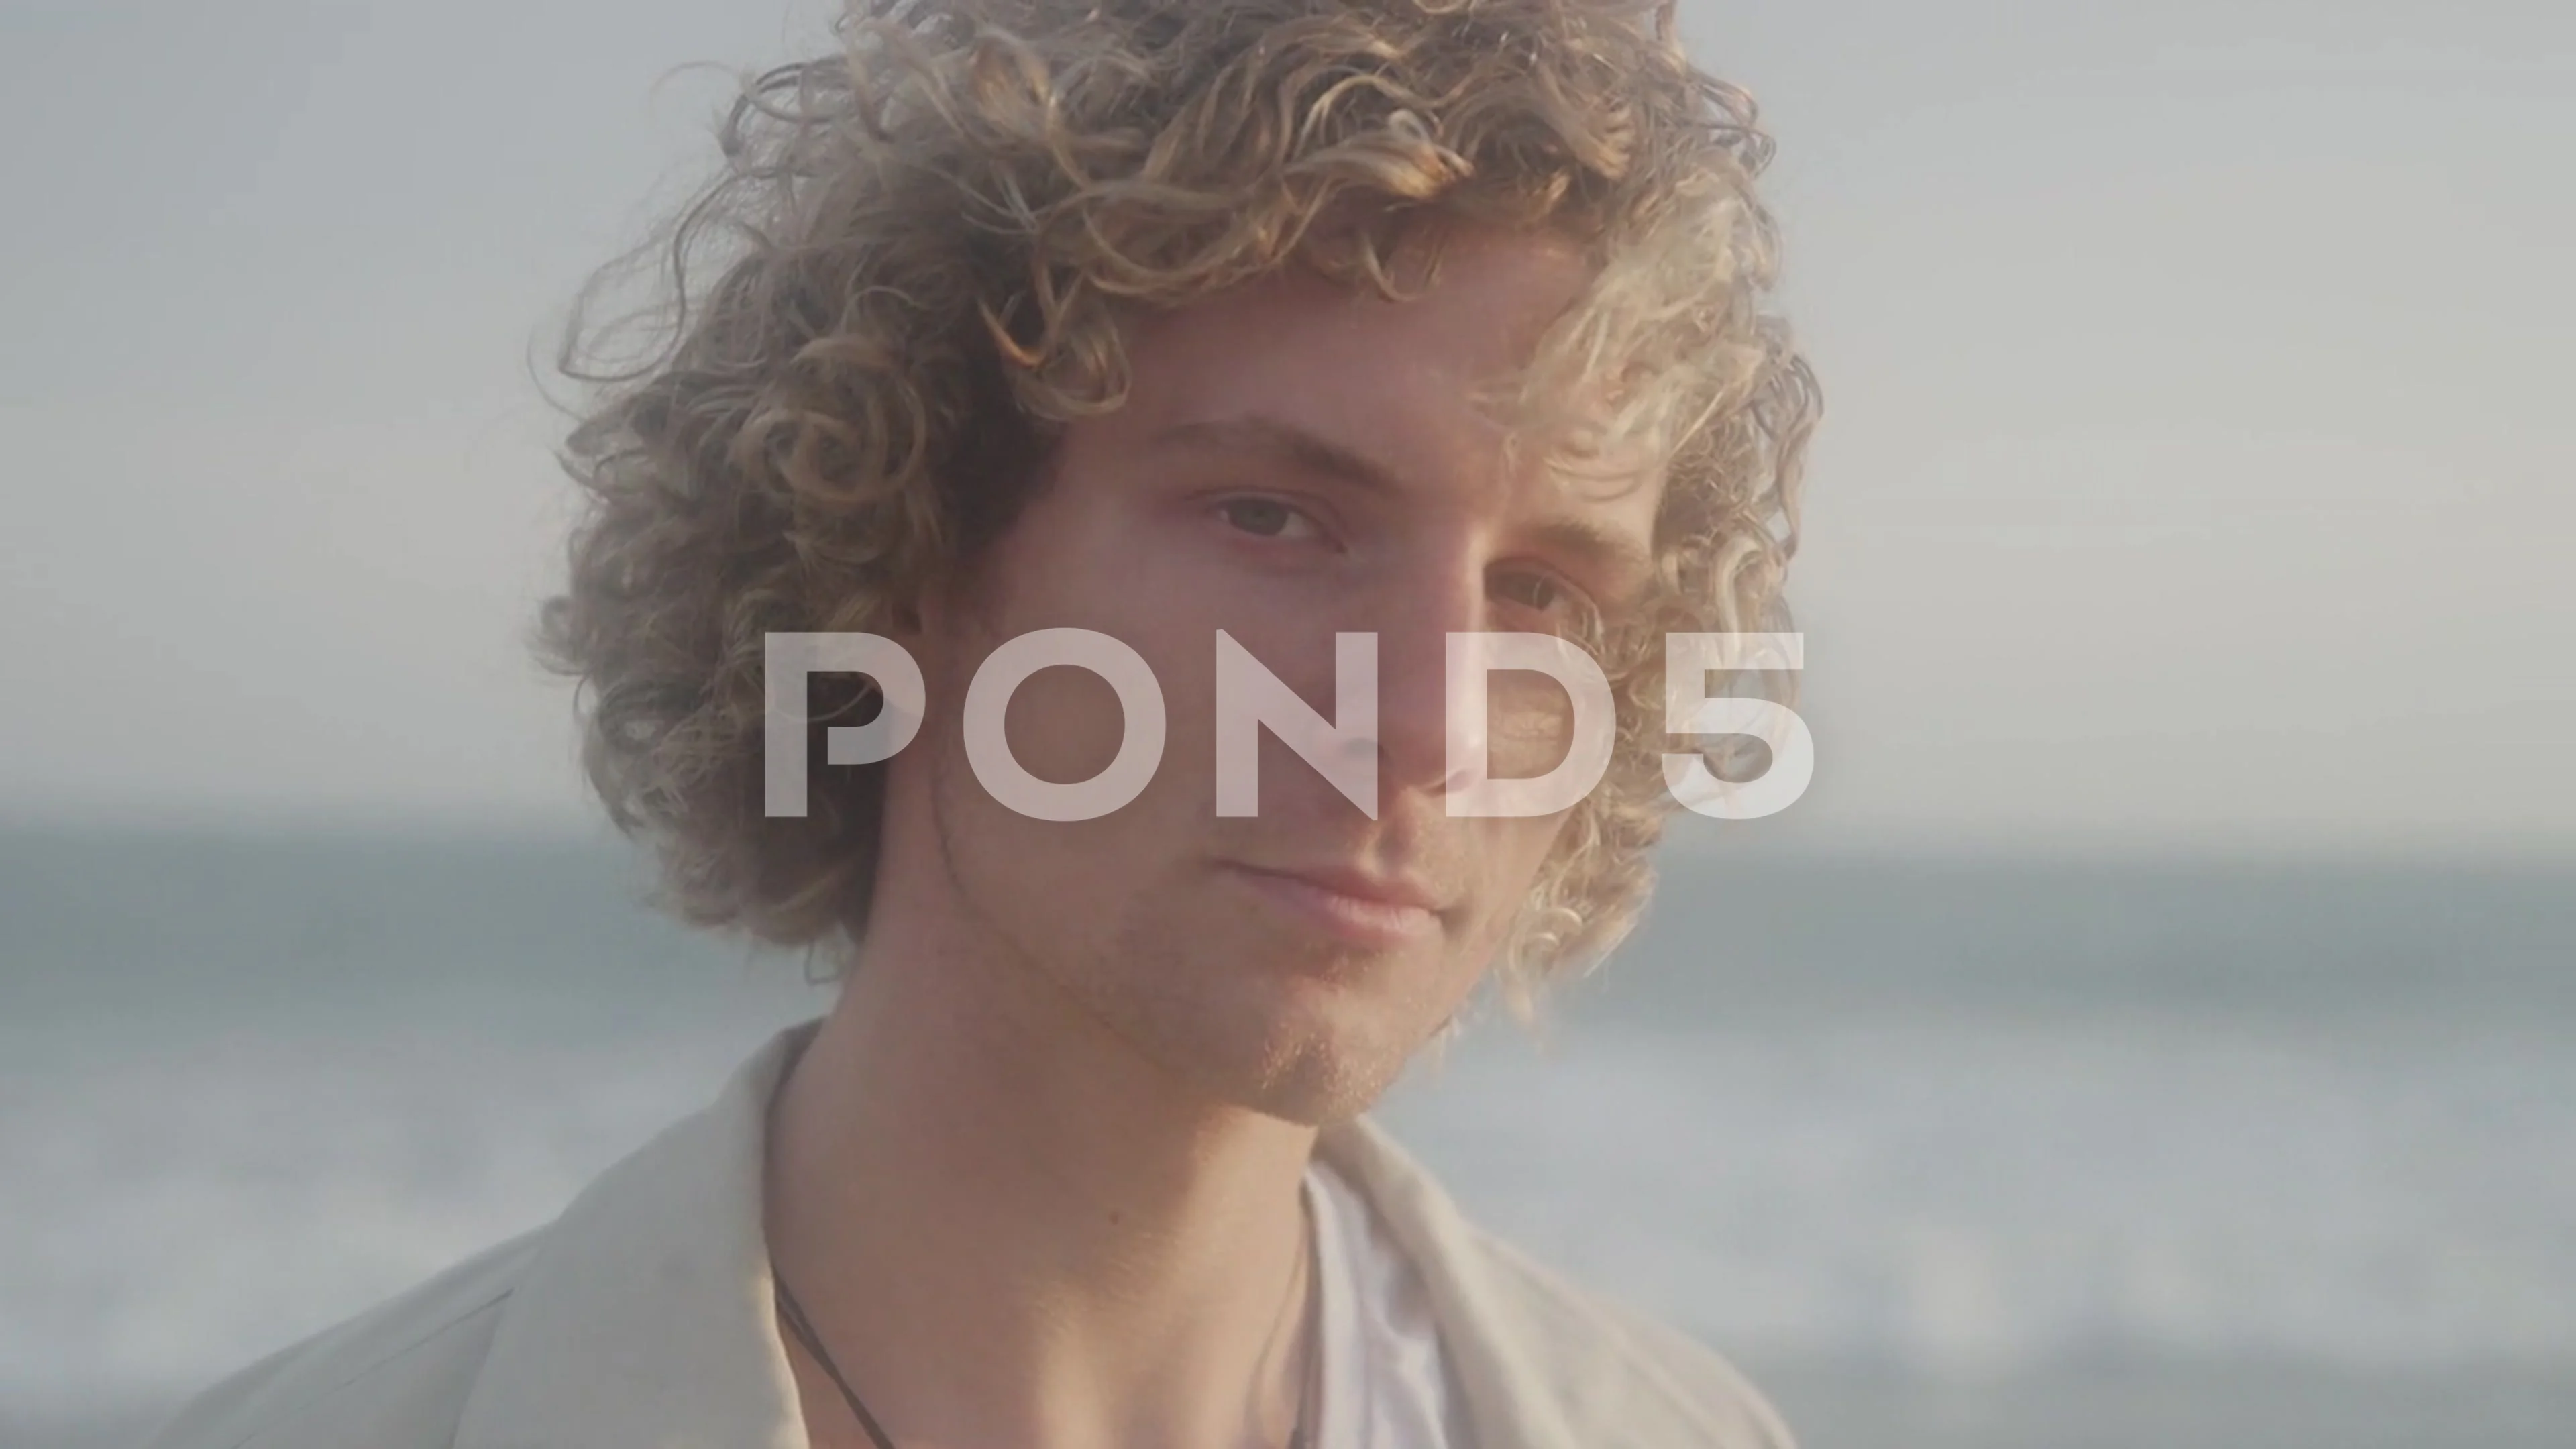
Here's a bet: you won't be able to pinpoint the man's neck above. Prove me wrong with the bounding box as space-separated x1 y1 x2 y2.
761 908 1321 1449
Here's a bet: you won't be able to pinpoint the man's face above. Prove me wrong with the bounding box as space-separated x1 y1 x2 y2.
905 224 1662 1124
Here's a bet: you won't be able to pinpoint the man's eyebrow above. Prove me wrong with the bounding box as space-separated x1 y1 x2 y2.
1525 515 1657 593
1157 413 1657 588
1152 415 1408 497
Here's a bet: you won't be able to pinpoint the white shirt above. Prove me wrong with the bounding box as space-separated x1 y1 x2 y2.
1305 1155 1477 1448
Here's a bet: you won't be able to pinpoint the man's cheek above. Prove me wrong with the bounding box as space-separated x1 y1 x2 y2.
999 667 1131 785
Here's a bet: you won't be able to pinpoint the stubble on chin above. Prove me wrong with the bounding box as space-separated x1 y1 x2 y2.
1090 908 1475 1127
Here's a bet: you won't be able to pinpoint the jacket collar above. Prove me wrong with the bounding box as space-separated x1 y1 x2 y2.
453 1017 1750 1449
451 1020 811 1449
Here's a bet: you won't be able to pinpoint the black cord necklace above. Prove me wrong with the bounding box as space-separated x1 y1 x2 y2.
771 1216 1322 1449
773 1275 903 1449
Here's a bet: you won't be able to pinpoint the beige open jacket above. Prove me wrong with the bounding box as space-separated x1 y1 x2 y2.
143 1020 1794 1449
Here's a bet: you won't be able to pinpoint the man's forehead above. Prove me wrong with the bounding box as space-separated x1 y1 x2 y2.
1085 221 1664 539
1108 236 1623 446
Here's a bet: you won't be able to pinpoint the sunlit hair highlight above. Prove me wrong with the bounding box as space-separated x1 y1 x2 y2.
539 0 1819 1019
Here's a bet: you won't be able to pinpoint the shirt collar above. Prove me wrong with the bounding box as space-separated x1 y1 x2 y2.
451 1020 813 1449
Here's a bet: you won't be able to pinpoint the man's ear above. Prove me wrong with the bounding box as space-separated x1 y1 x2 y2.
910 541 1018 659
889 568 963 645
890 572 981 686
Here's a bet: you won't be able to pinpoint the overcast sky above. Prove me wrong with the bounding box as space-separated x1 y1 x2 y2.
3 0 2569 853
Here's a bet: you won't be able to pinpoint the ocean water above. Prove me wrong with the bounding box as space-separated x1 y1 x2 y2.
3 824 2571 1448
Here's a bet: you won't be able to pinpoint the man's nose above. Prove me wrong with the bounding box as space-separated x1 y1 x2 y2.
1372 559 1489 800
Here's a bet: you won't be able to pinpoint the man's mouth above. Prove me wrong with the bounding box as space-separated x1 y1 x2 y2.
1220 861 1445 949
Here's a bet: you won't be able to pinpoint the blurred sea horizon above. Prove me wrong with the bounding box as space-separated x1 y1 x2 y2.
4 821 2572 1448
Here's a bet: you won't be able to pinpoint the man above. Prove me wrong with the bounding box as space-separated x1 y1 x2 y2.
146 0 1815 1444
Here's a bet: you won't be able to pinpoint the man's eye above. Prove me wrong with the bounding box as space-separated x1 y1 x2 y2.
1493 569 1564 613
1214 497 1316 540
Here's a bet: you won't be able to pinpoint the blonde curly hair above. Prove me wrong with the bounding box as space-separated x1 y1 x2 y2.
539 0 1817 1014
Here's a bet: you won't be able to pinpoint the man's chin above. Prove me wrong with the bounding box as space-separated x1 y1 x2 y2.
1203 994 1426 1128
1087 914 1456 1124
1226 1057 1399 1130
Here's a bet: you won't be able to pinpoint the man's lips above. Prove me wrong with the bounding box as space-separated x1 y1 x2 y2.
1220 861 1445 949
